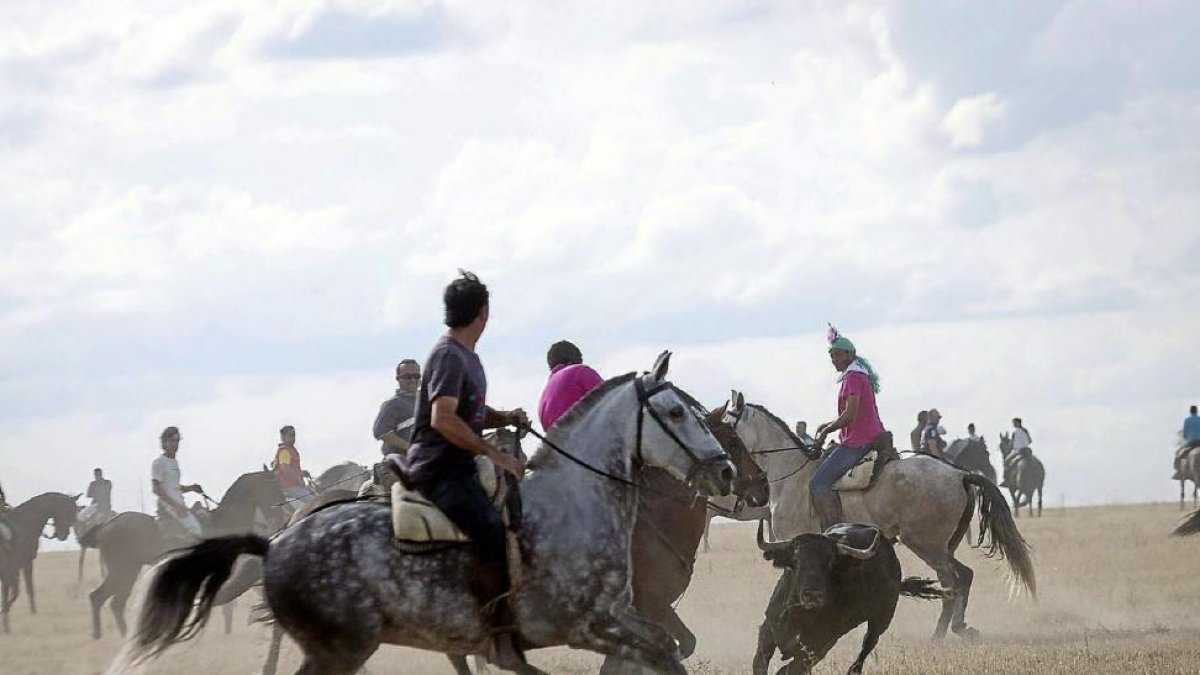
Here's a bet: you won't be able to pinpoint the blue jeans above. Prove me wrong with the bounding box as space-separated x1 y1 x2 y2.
809 443 872 503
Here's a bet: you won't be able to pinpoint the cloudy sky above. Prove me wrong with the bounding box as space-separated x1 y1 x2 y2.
2 1 1197 522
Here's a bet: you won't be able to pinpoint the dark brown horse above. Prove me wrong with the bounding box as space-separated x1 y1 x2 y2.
0 491 80 633
999 434 1044 517
84 470 287 639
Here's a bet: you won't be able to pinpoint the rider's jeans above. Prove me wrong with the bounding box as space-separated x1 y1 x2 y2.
416 474 506 564
809 443 872 502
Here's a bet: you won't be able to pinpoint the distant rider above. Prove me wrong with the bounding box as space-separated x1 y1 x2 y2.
151 426 204 538
374 359 421 456
272 425 312 504
1002 417 1033 485
812 325 887 529
1174 405 1200 479
537 340 603 430
921 409 946 458
404 271 529 669
79 467 114 527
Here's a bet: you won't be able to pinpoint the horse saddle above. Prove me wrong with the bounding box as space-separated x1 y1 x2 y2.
834 432 898 492
383 453 507 544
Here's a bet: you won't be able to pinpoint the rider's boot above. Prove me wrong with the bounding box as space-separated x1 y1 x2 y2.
812 493 845 531
471 562 526 670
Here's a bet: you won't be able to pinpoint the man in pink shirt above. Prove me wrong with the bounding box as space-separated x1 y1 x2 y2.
537 340 604 430
811 325 888 529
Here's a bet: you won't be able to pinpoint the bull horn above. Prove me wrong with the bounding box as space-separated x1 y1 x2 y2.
757 519 787 553
835 530 880 560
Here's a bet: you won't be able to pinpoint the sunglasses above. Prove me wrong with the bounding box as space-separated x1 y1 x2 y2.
398 374 421 381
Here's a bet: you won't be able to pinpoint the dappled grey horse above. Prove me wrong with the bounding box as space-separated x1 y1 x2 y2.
723 394 1035 641
120 353 735 675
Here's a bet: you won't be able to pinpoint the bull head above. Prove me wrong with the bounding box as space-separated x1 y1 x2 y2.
756 519 790 562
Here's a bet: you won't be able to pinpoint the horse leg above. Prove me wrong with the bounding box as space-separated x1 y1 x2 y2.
752 621 776 675
1037 486 1043 517
261 623 284 675
702 516 711 554
292 637 378 675
947 557 978 639
1009 488 1021 518
1 575 11 634
110 569 139 638
659 607 697 659
907 546 958 640
223 600 234 634
22 561 36 614
88 573 114 640
446 655 474 675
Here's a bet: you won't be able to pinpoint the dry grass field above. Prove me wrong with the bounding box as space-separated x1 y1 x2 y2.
4 502 1200 674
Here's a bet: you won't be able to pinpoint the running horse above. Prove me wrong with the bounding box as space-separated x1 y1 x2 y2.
83 469 287 639
722 394 1035 641
120 354 735 675
0 491 80 633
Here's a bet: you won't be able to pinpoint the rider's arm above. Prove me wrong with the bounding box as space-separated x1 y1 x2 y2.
824 394 860 433
483 406 527 430
379 431 411 452
432 397 525 478
151 479 187 513
374 400 412 452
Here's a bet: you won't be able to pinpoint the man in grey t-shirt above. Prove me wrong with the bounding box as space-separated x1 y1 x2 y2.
373 359 421 456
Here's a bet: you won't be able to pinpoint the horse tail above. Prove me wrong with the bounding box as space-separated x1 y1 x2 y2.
212 556 264 607
129 535 269 661
1173 509 1200 537
964 473 1037 598
899 576 944 601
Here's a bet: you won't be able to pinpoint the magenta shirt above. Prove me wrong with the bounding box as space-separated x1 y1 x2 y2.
538 364 605 430
838 370 885 447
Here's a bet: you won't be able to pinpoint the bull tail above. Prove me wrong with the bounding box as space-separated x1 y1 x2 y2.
128 535 270 662
1173 509 1200 537
899 576 944 601
964 473 1037 598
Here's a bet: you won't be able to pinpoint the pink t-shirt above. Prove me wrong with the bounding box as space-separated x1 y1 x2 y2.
838 370 885 447
538 364 605 430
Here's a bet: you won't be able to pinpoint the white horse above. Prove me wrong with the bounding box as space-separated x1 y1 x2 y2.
722 392 1035 640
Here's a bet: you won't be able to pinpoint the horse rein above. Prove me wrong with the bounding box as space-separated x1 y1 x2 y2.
721 408 820 483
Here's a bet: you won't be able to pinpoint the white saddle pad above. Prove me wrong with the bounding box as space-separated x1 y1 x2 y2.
833 450 877 492
392 456 504 543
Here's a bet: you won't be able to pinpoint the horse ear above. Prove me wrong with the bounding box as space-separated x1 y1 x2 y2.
650 350 671 382
263 463 270 472
733 390 745 412
71 493 82 502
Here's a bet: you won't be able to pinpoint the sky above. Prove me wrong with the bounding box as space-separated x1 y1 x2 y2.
1 0 1198 526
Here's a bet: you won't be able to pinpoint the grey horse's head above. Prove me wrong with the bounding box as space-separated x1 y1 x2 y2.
634 351 735 497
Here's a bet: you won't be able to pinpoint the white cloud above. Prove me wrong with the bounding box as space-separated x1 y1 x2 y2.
942 92 1008 148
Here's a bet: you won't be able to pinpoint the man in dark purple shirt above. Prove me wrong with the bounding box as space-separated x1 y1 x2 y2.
405 270 528 669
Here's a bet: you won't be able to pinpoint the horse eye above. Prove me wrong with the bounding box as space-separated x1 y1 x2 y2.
668 406 685 420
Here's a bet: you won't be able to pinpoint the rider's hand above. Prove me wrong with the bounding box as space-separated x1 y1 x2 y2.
507 408 529 429
814 431 828 450
492 451 526 480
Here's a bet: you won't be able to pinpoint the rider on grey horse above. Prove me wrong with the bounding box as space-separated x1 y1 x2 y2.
1174 405 1200 479
811 325 890 530
401 271 529 670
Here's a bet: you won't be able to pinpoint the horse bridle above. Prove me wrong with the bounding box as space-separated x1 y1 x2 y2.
634 377 731 486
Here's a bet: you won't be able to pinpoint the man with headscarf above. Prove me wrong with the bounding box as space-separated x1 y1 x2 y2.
537 340 604 431
812 325 888 529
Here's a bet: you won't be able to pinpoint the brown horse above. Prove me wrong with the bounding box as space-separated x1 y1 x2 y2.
0 492 80 633
998 434 1044 517
84 470 287 639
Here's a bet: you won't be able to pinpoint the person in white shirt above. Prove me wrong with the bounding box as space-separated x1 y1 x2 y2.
1002 417 1033 484
151 426 204 537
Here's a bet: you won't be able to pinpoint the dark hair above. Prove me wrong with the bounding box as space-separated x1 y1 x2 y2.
917 410 928 424
93 467 103 474
1012 417 1022 426
968 423 976 432
160 426 180 441
547 340 583 369
443 270 489 328
1192 405 1198 415
396 358 419 373
280 425 295 436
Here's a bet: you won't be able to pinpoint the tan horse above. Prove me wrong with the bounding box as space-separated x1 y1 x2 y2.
724 395 1035 640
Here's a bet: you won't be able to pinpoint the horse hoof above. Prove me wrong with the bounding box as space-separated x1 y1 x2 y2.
954 626 980 640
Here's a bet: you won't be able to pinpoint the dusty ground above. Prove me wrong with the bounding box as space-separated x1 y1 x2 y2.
4 502 1200 674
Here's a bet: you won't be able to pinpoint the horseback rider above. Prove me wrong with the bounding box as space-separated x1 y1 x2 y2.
78 467 114 529
920 409 947 458
403 271 529 669
910 410 928 453
811 325 887 530
272 425 313 504
967 423 980 443
1001 417 1033 485
537 340 604 430
374 359 421 456
1173 405 1200 479
151 426 204 538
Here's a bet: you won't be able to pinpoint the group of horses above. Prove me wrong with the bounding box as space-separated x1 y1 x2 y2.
3 354 1045 674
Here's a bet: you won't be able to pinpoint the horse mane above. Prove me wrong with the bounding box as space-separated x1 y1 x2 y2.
745 403 804 447
532 373 637 464
314 462 365 487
